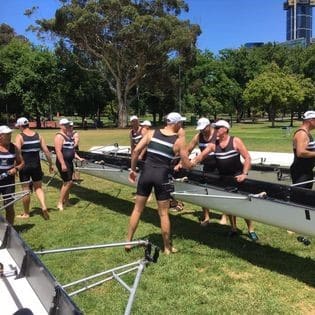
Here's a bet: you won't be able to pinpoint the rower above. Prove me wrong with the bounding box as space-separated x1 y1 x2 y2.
15 117 53 220
186 117 228 226
290 110 315 189
54 118 84 211
212 120 258 241
126 112 194 254
0 125 24 225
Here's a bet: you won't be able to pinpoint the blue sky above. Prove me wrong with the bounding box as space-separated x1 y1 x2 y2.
0 0 313 54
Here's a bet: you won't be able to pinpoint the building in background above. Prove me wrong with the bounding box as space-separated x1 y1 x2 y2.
284 0 315 45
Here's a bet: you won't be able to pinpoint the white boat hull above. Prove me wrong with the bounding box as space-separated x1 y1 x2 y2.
172 181 315 236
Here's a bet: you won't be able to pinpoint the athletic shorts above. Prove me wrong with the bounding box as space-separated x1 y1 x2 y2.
19 164 43 182
0 176 15 206
56 159 74 182
136 165 171 201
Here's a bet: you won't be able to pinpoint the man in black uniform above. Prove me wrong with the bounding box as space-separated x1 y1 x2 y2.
54 118 83 211
0 125 24 225
126 112 194 254
15 117 53 220
290 110 315 188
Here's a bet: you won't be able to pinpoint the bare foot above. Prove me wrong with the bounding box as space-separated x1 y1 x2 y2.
163 247 178 255
16 213 30 219
57 204 64 211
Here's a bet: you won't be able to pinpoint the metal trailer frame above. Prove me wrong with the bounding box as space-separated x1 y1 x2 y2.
0 180 32 212
35 240 160 315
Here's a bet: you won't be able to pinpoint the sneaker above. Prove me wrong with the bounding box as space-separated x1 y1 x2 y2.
248 231 259 241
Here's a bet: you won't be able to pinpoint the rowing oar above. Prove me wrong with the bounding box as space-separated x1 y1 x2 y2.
290 179 315 187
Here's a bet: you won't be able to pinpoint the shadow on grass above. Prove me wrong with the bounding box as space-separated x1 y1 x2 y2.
45 176 315 287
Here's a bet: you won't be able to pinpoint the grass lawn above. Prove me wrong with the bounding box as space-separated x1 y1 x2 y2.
11 121 315 314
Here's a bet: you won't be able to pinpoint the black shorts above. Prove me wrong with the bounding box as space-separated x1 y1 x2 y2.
56 159 74 182
19 164 43 182
137 165 171 201
0 176 15 206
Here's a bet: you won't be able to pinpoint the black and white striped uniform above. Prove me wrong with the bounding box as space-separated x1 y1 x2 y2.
199 132 216 172
215 136 243 176
0 143 16 199
130 128 142 147
290 129 315 189
19 132 43 182
137 129 178 200
56 133 75 182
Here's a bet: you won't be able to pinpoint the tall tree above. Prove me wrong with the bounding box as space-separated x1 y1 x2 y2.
243 63 305 127
35 0 200 127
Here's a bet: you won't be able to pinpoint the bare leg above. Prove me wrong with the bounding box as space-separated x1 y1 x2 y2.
33 181 49 219
219 213 228 225
5 204 15 225
245 219 254 233
125 195 148 250
200 207 210 226
16 183 31 218
229 215 237 231
57 181 73 211
157 199 177 254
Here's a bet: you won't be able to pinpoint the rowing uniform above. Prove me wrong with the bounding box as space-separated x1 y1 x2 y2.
55 133 75 182
215 136 243 176
0 143 16 203
290 129 315 189
199 132 216 172
19 132 43 182
130 128 142 148
137 129 178 200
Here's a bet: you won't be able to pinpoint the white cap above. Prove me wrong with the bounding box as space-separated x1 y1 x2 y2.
303 111 315 120
166 112 186 124
140 120 152 127
196 117 210 130
0 125 12 134
129 115 139 122
212 120 230 130
15 117 29 127
59 118 70 125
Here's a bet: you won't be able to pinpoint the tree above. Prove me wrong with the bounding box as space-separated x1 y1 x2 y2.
35 0 200 127
0 38 60 127
243 63 305 127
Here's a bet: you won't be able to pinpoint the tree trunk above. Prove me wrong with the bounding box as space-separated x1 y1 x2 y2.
116 83 128 128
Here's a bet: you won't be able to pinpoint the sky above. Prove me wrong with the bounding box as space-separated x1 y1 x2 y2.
0 0 314 54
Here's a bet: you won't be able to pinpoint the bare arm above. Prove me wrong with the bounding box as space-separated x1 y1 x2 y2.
40 135 54 172
14 134 23 150
8 145 24 176
193 143 215 164
234 137 251 182
129 131 153 183
173 137 193 169
294 131 315 158
54 134 67 171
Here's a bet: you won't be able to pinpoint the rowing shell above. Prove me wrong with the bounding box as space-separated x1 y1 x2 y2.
46 148 315 237
172 169 315 237
0 217 82 315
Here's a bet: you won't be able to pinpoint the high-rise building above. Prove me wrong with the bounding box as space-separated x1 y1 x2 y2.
284 0 315 44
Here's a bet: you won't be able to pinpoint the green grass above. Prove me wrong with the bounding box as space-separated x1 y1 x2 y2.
12 121 315 314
